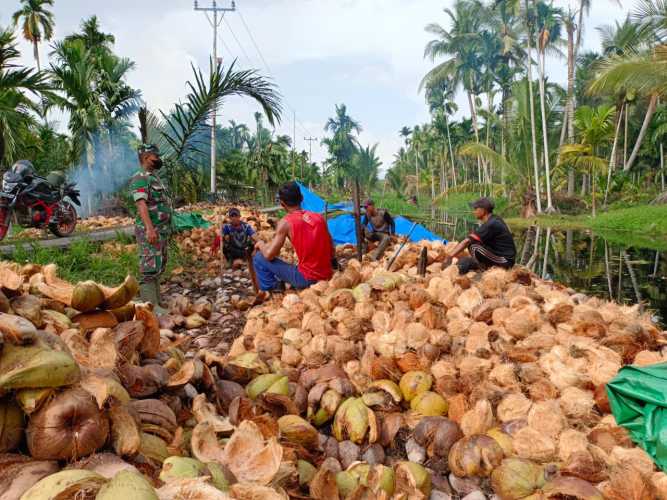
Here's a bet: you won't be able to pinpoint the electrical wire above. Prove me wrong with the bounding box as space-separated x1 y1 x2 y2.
234 6 314 141
221 15 255 68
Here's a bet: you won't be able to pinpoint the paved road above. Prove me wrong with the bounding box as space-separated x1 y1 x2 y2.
0 225 134 255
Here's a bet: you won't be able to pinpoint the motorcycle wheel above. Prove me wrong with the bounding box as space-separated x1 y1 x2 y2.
49 201 77 237
0 207 10 241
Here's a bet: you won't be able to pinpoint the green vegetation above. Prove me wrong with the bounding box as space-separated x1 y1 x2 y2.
6 237 190 283
506 204 667 250
383 0 667 218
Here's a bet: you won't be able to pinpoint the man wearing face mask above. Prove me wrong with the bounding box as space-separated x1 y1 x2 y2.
130 144 173 313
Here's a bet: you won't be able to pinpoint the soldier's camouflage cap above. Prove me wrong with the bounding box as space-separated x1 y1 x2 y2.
138 144 160 155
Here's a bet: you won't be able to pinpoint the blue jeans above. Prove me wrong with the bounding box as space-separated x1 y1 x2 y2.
253 253 316 291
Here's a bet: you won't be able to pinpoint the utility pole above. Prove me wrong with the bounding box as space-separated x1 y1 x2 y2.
194 0 236 196
291 110 296 179
304 136 318 163
304 136 318 182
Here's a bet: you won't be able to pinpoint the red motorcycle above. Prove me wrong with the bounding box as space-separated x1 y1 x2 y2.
0 161 80 241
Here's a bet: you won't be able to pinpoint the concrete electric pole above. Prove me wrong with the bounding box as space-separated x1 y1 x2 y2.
194 0 236 196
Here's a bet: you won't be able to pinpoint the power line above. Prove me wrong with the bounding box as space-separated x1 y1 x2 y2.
220 15 255 68
234 6 314 144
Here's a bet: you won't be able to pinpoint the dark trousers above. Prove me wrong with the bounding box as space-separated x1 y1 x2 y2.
223 242 248 262
364 228 392 261
458 243 513 274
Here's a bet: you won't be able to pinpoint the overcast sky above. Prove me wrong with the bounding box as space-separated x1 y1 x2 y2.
1 0 628 172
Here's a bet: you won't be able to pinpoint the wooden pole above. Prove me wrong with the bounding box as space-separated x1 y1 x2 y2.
353 179 363 262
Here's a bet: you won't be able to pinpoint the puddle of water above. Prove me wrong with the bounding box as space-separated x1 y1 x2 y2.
417 210 667 325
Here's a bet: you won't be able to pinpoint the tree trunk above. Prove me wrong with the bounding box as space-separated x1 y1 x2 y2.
524 3 542 213
445 114 456 187
591 166 596 217
661 142 665 192
625 94 658 172
566 21 576 196
604 103 624 207
414 146 420 201
467 90 483 187
538 49 554 211
623 103 629 167
33 41 41 72
440 149 445 194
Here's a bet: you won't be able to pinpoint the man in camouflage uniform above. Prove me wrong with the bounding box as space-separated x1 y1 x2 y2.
130 144 173 313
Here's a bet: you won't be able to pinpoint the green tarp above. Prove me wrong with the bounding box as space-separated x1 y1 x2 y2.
607 362 667 471
172 212 212 232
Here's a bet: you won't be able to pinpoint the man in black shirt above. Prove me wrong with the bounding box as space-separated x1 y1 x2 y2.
362 199 396 261
443 197 516 274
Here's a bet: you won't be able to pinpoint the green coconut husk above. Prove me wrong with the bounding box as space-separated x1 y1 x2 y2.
16 388 54 415
20 469 107 500
0 344 80 390
96 470 158 500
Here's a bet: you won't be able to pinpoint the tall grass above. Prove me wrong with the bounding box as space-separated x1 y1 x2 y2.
6 237 190 284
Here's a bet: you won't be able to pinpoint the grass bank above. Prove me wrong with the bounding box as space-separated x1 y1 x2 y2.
506 204 667 250
5 236 190 283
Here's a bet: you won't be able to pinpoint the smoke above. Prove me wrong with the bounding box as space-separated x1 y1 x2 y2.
67 131 139 218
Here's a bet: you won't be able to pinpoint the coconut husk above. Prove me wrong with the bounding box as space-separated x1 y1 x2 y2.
73 311 118 331
99 276 139 310
135 305 160 358
513 426 556 462
27 387 109 461
0 343 80 389
0 459 59 500
109 403 141 456
0 313 37 345
20 469 107 500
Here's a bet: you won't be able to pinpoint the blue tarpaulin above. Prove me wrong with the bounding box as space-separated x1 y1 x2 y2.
326 214 444 245
297 182 353 213
295 182 445 245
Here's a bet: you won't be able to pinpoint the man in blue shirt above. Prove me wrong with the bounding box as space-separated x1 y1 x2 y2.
211 207 259 266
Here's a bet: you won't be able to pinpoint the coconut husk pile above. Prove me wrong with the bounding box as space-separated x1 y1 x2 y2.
209 238 667 499
4 226 667 498
78 215 133 232
0 261 245 499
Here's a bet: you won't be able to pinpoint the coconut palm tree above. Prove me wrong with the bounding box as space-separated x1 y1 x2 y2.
49 40 102 174
535 1 563 212
0 27 50 164
523 0 543 212
12 0 54 71
143 59 282 200
322 104 361 186
354 144 382 192
589 46 666 172
64 16 115 53
422 0 487 184
559 105 616 215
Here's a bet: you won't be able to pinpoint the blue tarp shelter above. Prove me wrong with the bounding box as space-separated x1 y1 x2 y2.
297 182 353 213
295 182 445 245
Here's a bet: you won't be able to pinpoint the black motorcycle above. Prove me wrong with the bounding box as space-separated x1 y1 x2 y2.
0 161 81 241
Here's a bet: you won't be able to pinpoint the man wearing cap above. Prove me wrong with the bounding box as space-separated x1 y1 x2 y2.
253 181 335 294
210 207 259 267
443 197 516 274
362 199 395 261
129 144 173 313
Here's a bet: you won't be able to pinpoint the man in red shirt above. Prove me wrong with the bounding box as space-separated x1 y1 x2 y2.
253 182 335 292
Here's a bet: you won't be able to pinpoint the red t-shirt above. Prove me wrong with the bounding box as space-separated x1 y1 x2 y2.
284 210 333 281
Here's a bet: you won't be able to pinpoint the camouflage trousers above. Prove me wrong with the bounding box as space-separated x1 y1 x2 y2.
135 225 170 284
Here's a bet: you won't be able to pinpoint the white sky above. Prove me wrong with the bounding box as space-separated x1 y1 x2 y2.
0 0 628 173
